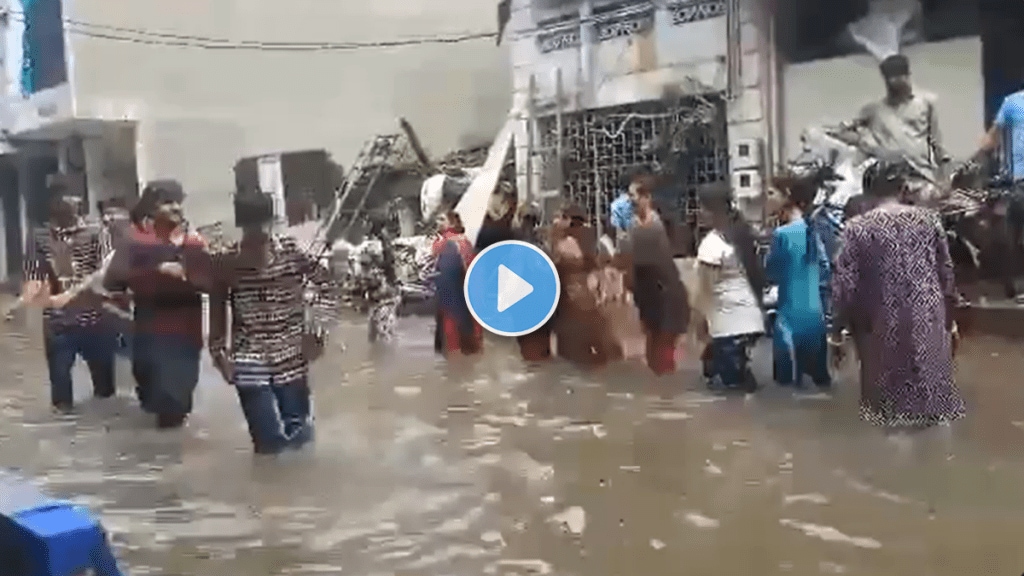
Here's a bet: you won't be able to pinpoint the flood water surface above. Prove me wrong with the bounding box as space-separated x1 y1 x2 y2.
1 316 1023 575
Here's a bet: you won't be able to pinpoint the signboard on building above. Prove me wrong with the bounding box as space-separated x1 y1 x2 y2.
2 0 75 134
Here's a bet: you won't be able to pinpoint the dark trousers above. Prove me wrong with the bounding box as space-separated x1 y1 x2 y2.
702 335 758 392
44 324 117 408
131 333 201 422
235 380 314 454
1000 186 1024 297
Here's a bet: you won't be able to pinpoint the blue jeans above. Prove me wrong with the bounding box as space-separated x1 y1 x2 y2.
702 334 759 392
235 380 314 454
131 333 201 418
43 324 117 407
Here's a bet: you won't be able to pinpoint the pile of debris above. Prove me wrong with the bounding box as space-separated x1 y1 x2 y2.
436 145 490 175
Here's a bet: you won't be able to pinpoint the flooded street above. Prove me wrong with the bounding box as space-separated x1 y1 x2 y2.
2 314 1024 575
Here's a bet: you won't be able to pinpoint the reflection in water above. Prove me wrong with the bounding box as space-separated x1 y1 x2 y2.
1 315 1024 575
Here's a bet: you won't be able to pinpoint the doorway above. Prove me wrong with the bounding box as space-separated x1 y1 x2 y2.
980 2 1024 127
0 159 20 283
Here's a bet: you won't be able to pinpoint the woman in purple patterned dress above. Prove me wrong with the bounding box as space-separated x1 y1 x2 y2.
830 160 965 430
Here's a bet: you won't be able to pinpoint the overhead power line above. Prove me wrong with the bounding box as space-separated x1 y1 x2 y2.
4 8 535 51
67 27 499 51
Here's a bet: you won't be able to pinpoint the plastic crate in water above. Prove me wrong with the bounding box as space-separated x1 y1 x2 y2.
0 471 123 576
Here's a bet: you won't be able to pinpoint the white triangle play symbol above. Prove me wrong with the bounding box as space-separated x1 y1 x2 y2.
497 264 533 313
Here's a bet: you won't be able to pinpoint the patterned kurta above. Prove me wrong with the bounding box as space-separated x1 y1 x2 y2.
24 220 112 331
832 203 965 428
210 234 341 386
351 241 401 343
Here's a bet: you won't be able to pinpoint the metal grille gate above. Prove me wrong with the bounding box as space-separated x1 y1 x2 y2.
536 96 729 228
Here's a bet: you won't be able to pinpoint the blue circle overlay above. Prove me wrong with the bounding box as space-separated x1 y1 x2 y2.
464 240 561 337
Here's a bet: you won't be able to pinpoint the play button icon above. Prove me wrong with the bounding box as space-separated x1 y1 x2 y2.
497 265 533 312
464 240 561 337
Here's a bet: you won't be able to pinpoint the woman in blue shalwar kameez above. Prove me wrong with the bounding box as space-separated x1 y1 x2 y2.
766 178 832 389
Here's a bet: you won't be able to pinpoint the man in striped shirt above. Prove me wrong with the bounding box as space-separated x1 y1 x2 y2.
24 192 115 413
208 190 341 454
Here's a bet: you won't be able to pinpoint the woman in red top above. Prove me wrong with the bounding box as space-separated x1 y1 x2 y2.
432 210 483 357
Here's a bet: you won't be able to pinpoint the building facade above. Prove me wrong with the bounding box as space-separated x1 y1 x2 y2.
0 0 512 282
507 0 1014 235
506 0 778 231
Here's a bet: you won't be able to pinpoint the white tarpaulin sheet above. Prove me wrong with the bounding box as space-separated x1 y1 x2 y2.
455 116 515 245
846 0 920 61
420 174 447 223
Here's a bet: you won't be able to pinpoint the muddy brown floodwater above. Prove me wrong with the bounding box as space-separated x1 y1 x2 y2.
1 313 1024 576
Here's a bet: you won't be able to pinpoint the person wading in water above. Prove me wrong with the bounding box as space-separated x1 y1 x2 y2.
694 186 765 392
765 175 832 390
25 190 115 414
208 190 340 454
432 210 482 357
621 173 690 375
104 180 213 429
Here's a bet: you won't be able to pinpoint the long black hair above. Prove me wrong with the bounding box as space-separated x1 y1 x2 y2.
787 176 821 264
367 217 398 285
698 186 766 305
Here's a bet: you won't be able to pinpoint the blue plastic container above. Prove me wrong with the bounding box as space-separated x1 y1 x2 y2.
0 472 124 576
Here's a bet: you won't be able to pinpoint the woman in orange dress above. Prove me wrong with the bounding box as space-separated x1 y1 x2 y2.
513 202 554 361
431 210 483 357
549 204 622 368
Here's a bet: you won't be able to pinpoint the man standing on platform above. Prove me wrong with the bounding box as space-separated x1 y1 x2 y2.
833 54 950 206
973 86 1024 300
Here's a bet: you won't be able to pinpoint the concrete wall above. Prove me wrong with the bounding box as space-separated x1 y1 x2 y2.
781 37 984 161
65 0 512 224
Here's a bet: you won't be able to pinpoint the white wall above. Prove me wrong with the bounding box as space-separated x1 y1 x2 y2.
781 37 983 162
63 0 513 225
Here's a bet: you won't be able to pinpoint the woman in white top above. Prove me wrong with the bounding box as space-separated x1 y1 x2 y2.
695 186 766 392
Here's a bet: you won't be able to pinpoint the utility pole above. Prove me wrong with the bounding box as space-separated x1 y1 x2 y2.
579 0 595 108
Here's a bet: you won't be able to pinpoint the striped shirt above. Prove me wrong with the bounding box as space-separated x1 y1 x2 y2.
211 234 341 386
24 220 112 330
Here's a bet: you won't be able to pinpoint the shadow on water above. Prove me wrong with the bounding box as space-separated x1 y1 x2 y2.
1 314 1024 575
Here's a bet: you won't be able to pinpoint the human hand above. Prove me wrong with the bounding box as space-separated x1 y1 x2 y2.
48 292 75 309
158 262 186 279
302 332 326 363
828 332 846 369
211 351 234 383
950 323 960 357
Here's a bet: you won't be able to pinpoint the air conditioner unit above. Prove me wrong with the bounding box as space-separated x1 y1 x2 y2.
732 169 763 199
730 138 763 170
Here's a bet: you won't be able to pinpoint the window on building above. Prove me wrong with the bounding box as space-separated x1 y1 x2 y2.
530 0 651 26
776 0 979 64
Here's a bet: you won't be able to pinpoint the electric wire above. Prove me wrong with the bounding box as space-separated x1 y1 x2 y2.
3 6 541 52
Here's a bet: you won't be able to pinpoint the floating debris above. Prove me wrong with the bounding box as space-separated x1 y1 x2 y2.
548 506 586 535
704 460 723 475
779 519 881 549
784 493 830 505
681 512 720 529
